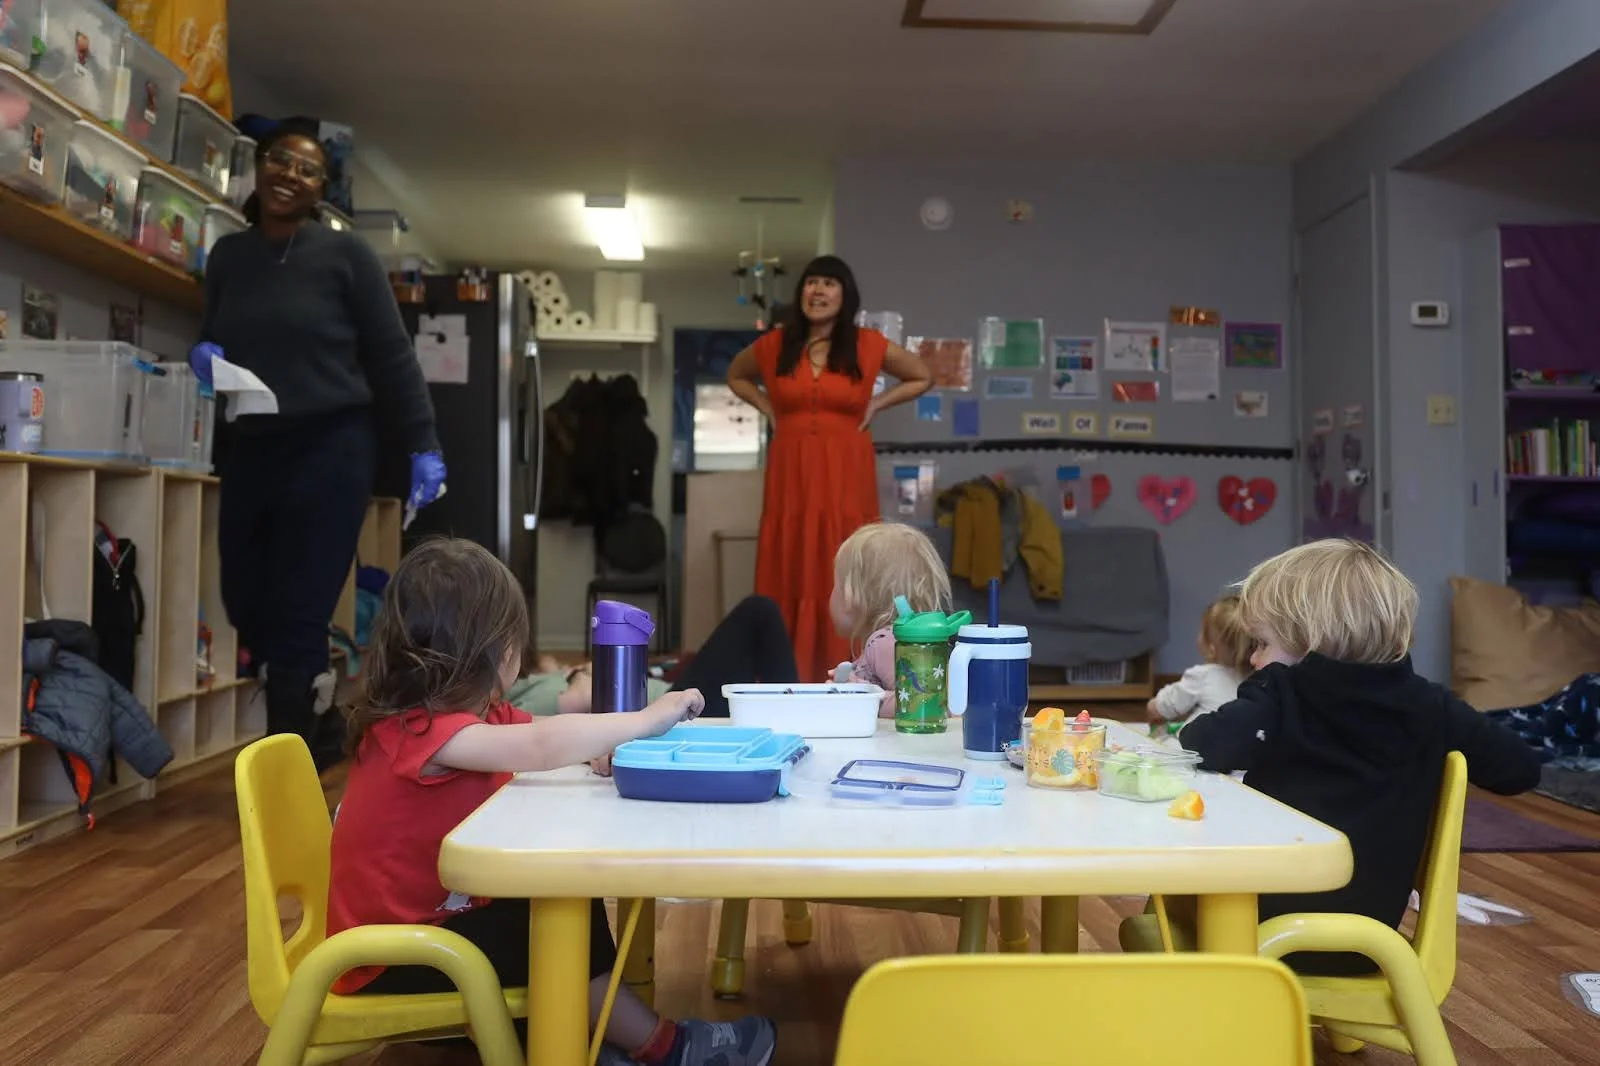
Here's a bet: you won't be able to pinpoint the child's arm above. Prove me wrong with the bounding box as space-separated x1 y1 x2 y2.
1441 696 1543 795
432 689 704 774
1177 669 1282 773
1149 667 1205 723
850 630 898 718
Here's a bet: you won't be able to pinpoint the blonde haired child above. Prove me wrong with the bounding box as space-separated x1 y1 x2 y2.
1167 538 1539 975
1146 594 1252 729
829 522 952 716
328 538 777 1065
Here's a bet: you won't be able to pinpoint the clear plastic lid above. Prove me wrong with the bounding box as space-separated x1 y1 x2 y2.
1092 746 1202 771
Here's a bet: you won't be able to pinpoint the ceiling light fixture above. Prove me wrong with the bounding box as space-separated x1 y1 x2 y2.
584 193 645 261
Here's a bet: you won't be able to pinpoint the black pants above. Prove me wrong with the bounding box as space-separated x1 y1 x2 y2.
671 595 799 718
218 411 374 731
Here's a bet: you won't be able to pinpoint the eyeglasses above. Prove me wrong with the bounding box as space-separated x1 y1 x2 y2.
262 145 325 182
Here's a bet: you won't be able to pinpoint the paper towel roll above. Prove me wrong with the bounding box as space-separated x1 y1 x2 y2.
615 298 639 335
537 312 556 334
539 290 570 315
546 312 569 333
616 271 643 305
516 270 540 293
593 271 619 332
568 311 593 332
635 302 657 335
534 270 564 295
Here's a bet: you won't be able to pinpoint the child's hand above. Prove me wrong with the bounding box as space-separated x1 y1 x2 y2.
1144 698 1165 725
642 689 704 735
589 751 615 777
557 670 593 714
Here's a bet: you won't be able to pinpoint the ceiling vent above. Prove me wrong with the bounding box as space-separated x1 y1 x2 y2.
902 0 1176 35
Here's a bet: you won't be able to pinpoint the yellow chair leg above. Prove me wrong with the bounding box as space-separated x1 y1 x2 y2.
956 898 989 953
1196 893 1258 955
998 897 1029 953
1040 896 1080 954
618 897 656 1008
713 899 750 999
528 898 592 1066
1328 1032 1367 1054
781 899 813 945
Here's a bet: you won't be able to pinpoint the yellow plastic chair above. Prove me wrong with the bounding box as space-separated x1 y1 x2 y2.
236 734 526 1066
712 896 1029 996
834 954 1313 1065
1256 750 1468 1066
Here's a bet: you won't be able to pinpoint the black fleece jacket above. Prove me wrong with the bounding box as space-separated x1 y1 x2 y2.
1179 653 1541 974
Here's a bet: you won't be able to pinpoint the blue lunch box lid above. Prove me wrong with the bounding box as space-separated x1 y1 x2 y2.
612 725 809 773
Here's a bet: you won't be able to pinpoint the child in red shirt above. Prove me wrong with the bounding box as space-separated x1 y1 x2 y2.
328 538 777 1066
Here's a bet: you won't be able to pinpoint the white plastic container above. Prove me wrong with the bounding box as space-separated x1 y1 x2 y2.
171 92 234 195
33 0 127 121
63 118 141 237
0 64 78 203
110 28 182 159
227 134 256 209
200 201 245 269
132 165 206 270
723 683 883 739
143 362 212 471
0 341 153 459
0 0 43 68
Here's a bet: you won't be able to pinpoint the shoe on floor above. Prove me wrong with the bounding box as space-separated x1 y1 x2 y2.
674 1017 777 1066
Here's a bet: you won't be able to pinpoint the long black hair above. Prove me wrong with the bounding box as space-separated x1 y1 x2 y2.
239 117 326 227
775 255 863 380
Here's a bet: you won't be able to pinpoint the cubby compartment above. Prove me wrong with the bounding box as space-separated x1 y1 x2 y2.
93 470 160 709
0 746 18 830
333 497 405 642
0 463 27 738
194 688 234 759
24 465 94 625
237 685 265 742
198 482 234 685
157 697 196 768
157 477 201 702
18 736 80 827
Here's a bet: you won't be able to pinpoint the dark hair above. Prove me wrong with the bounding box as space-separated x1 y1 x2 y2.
347 538 529 756
775 255 863 380
241 117 327 227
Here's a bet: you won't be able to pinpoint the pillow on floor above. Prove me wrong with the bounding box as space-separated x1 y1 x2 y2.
1450 575 1600 710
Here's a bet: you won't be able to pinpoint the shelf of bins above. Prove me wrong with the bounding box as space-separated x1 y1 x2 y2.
333 497 404 643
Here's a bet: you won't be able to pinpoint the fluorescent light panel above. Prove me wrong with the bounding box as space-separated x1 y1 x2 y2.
584 193 644 261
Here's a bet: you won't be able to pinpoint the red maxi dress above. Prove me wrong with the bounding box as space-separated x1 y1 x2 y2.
752 327 886 682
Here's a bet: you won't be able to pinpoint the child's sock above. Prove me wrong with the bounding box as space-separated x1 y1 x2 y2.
631 1017 681 1065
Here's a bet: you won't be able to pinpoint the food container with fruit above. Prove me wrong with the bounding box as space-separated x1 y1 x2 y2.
1023 708 1106 790
1094 747 1202 803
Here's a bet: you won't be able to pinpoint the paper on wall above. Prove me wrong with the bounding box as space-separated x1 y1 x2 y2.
1169 336 1221 402
211 359 279 421
416 314 470 384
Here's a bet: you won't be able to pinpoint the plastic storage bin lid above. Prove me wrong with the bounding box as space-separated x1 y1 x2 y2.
825 759 1005 808
138 163 209 200
72 117 141 158
0 63 82 120
177 91 236 130
611 726 808 773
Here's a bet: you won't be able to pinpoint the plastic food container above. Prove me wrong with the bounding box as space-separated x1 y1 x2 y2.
32 0 127 120
0 64 78 203
171 92 235 195
828 759 967 808
64 119 141 237
133 166 206 269
143 362 213 471
200 201 245 269
0 371 45 453
1094 747 1203 803
1023 716 1107 790
0 0 43 68
0 340 154 459
110 28 182 158
723 683 883 738
227 134 256 209
611 726 809 803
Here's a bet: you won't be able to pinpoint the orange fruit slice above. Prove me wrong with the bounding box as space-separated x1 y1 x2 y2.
1168 791 1205 820
1032 707 1067 730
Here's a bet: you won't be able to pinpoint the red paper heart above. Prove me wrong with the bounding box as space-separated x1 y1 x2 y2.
1090 474 1111 510
1137 475 1197 525
1218 476 1277 525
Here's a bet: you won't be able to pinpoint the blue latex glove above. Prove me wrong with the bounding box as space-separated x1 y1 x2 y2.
409 451 447 512
189 342 224 392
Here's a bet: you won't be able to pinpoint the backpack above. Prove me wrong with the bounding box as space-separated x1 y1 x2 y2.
91 520 145 694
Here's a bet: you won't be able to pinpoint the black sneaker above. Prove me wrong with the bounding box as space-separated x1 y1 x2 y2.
673 1017 776 1066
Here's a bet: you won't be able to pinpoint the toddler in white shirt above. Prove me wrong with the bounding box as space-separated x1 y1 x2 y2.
1147 594 1254 731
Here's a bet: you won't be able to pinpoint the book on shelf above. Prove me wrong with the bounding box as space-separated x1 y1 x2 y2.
1507 419 1597 478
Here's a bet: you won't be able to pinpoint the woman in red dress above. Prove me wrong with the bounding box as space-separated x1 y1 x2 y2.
726 256 933 681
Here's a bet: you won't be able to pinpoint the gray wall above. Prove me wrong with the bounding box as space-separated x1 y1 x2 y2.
835 157 1296 672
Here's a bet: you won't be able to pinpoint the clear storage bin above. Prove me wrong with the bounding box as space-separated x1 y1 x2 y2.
227 134 255 209
132 165 205 270
64 118 141 237
0 0 43 68
110 28 182 159
199 201 245 270
0 64 78 203
33 0 127 121
172 92 234 195
0 340 154 459
143 362 212 471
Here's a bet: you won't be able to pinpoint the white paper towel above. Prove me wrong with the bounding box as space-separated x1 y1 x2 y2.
593 270 619 332
568 311 593 332
211 359 279 421
546 312 569 333
534 271 564 295
616 271 643 306
516 270 540 294
538 290 570 315
635 302 657 335
615 298 639 335
537 313 556 335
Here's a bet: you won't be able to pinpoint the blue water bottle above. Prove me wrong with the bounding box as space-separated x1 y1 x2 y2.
590 600 654 713
945 579 1032 760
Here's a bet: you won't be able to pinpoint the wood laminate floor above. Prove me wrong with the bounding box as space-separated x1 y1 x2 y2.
1 716 1597 1065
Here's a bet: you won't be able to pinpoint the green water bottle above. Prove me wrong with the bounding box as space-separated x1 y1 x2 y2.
891 602 972 735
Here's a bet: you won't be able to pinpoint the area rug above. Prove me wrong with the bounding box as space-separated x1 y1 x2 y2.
1462 796 1600 853
1535 765 1600 815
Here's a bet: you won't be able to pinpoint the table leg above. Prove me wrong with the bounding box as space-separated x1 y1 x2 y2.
997 897 1029 952
619 898 656 1007
956 898 989 953
528 898 590 1066
1196 893 1258 954
1040 896 1079 954
713 899 749 999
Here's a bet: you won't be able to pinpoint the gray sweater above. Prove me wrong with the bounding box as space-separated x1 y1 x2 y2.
199 222 439 453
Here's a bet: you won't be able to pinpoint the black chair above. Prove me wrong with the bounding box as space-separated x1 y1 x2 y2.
585 510 669 654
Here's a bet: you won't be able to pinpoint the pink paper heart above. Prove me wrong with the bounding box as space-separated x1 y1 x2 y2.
1090 474 1111 510
1137 475 1197 525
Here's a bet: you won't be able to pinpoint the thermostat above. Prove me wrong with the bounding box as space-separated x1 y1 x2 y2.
1410 301 1449 327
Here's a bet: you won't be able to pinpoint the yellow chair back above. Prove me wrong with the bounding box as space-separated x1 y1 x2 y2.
1412 750 1466 1001
834 954 1313 1066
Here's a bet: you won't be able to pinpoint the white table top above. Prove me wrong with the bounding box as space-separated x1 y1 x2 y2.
439 720 1351 900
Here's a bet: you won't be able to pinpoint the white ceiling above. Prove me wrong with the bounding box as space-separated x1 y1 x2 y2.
230 0 1505 270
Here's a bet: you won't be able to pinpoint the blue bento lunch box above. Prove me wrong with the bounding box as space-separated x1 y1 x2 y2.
611 726 810 803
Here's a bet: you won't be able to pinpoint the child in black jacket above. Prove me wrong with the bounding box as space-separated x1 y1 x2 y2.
1173 538 1541 975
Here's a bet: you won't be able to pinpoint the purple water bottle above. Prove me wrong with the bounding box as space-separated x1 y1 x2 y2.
591 600 655 713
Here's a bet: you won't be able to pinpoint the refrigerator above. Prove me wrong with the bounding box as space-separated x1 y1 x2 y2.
379 271 542 640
